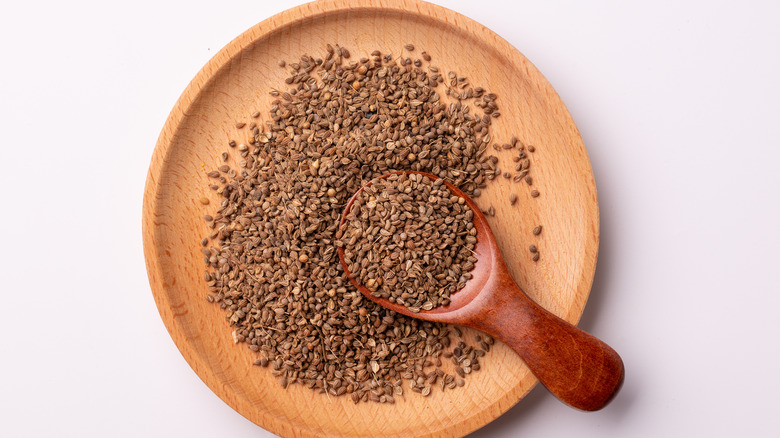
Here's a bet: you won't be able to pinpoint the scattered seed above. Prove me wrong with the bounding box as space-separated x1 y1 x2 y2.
199 44 501 403
509 193 518 205
199 197 210 205
533 225 542 235
531 190 540 198
529 245 538 253
278 60 286 67
533 252 540 262
405 44 415 51
236 122 246 129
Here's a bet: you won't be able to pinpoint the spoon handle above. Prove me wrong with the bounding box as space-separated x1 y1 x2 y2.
474 281 624 411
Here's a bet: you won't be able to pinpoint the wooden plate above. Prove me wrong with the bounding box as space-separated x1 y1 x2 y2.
142 0 599 436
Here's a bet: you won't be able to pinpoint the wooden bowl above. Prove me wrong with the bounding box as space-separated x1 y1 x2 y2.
142 0 599 436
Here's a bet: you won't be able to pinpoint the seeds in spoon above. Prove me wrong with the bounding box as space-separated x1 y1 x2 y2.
341 173 477 312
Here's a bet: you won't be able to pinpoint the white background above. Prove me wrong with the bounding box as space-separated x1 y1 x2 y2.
1 1 778 437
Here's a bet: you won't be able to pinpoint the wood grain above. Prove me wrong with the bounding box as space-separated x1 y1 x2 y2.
142 0 600 436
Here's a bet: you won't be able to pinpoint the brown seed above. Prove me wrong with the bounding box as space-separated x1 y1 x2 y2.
404 44 415 51
533 225 542 235
531 190 540 198
299 253 309 263
533 252 540 262
509 193 518 205
529 245 538 253
236 122 246 129
199 197 210 205
528 145 536 152
251 111 260 118
278 60 286 67
422 51 431 61
525 176 532 185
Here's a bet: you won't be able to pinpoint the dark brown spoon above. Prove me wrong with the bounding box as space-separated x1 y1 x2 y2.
337 171 624 411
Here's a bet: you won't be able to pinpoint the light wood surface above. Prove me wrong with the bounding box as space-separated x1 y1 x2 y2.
142 0 599 436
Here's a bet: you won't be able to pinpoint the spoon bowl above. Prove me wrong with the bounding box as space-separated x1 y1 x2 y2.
338 171 498 320
338 171 624 411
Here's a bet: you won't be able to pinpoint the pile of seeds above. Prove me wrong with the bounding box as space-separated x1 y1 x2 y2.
199 44 539 403
340 173 477 312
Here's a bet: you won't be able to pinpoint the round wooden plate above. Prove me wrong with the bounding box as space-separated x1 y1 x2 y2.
142 0 599 436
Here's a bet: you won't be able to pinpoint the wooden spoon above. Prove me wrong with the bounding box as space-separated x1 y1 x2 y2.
338 171 624 411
